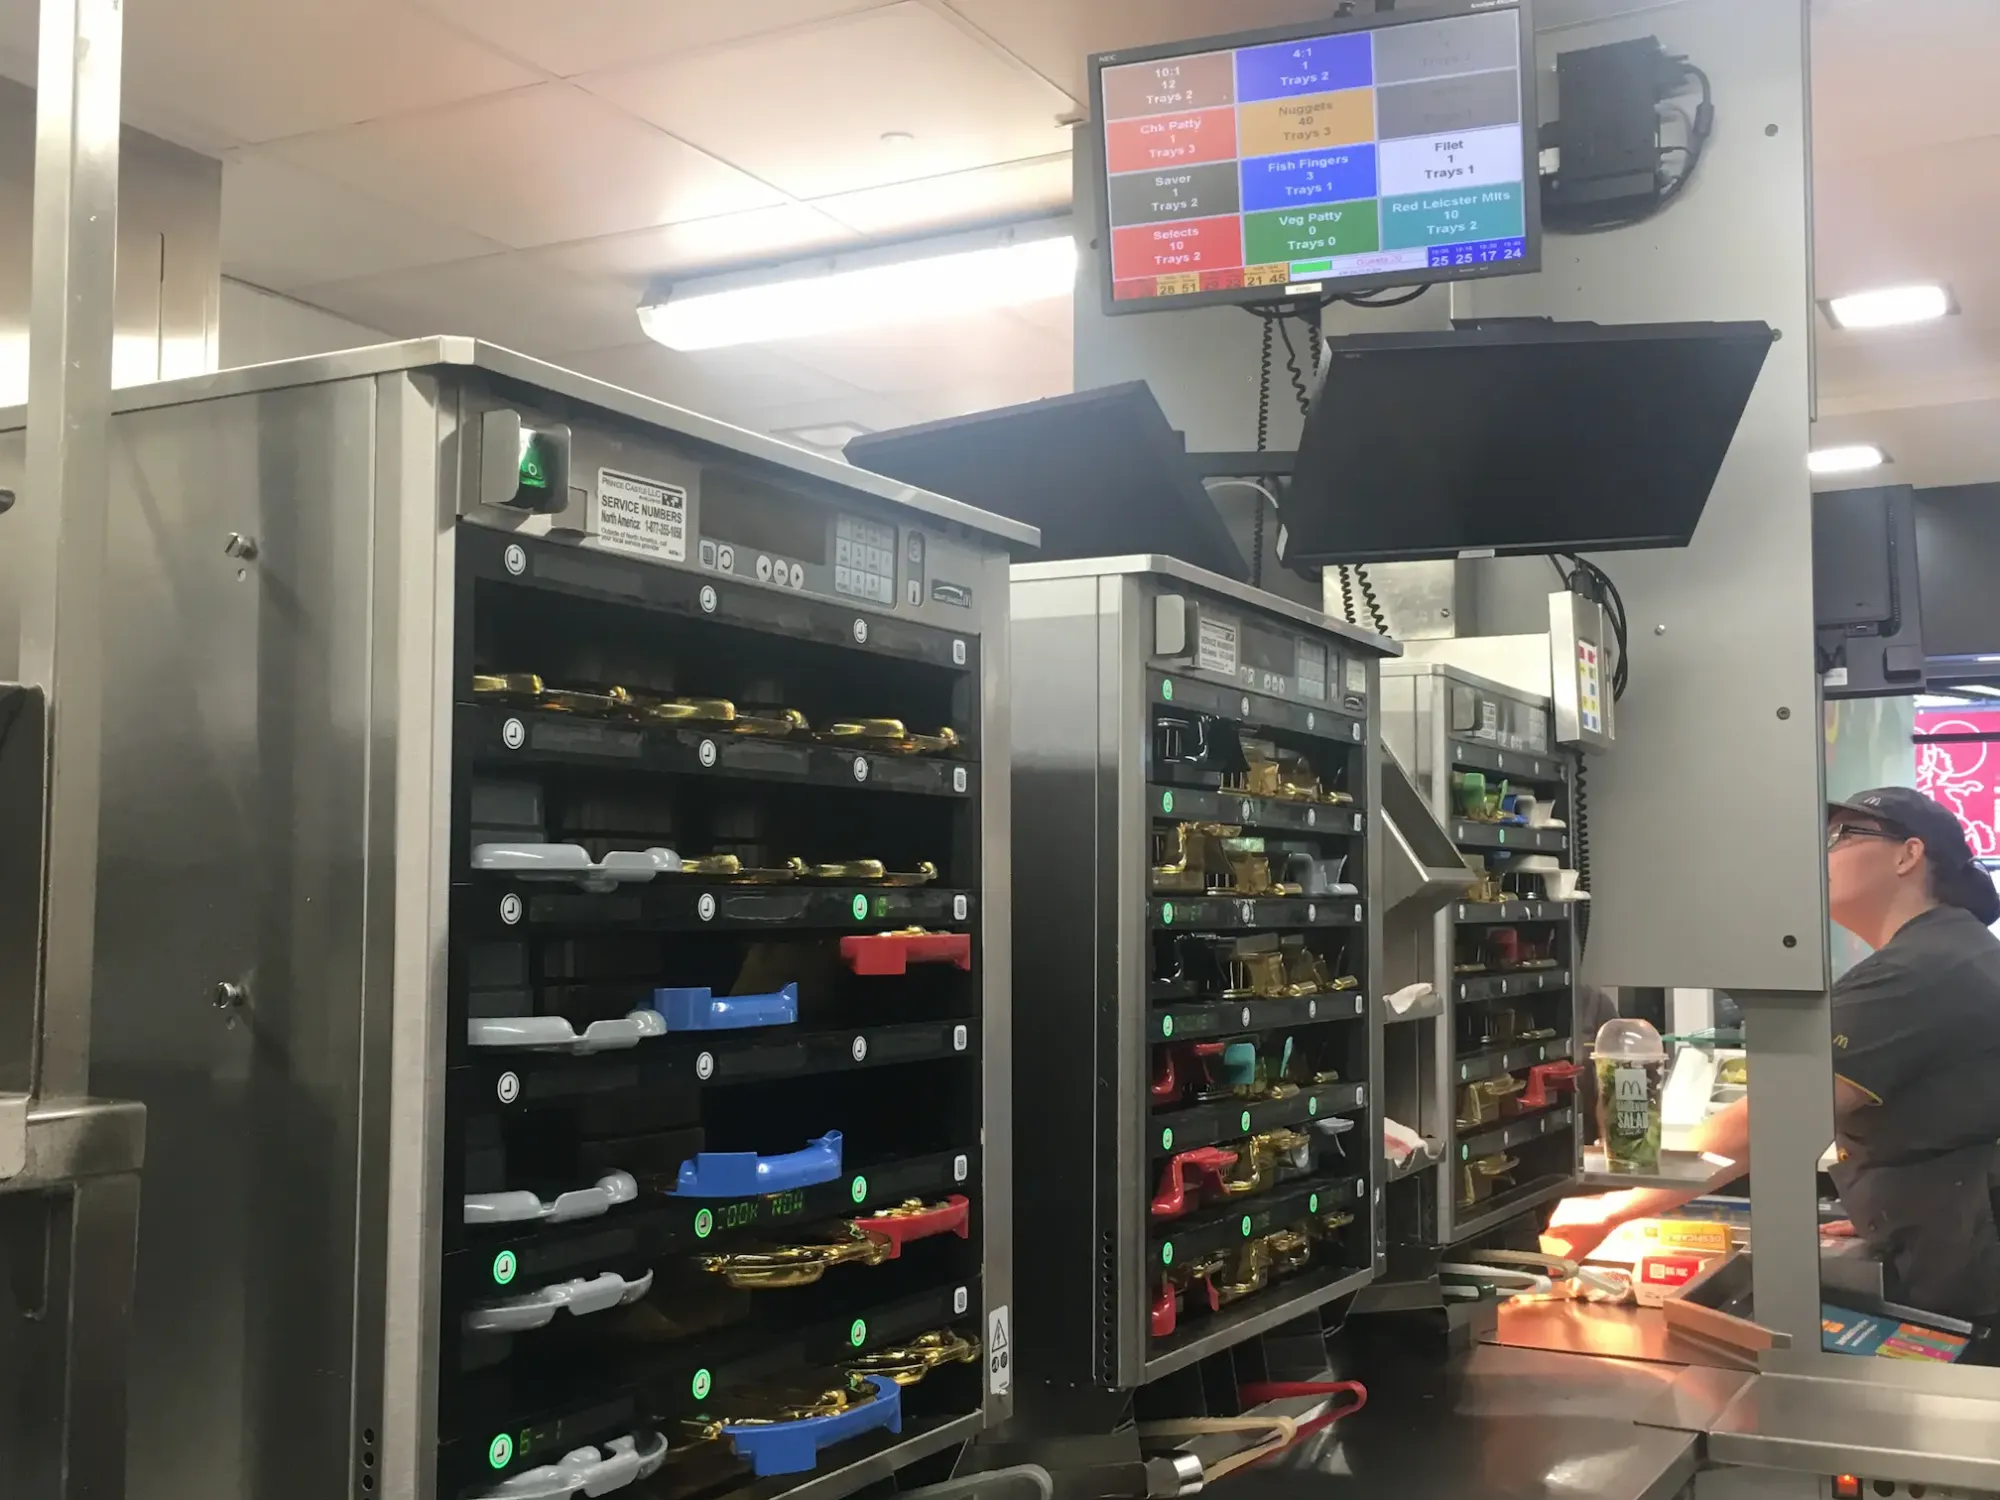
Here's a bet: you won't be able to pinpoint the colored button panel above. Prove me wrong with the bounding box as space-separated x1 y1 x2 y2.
1101 50 1236 120
1378 124 1524 197
1105 106 1238 175
1237 89 1375 157
1377 69 1520 140
1111 214 1245 280
1240 144 1377 212
1107 160 1241 229
1381 182 1525 250
1234 32 1372 102
1243 201 1379 265
1372 10 1521 85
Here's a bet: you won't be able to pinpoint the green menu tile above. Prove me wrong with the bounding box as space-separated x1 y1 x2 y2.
1380 182 1525 250
1243 201 1381 264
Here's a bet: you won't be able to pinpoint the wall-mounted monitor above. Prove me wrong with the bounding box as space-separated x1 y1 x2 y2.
1089 0 1541 315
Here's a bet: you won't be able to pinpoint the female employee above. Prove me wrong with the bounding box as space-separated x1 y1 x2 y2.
1546 787 2000 1321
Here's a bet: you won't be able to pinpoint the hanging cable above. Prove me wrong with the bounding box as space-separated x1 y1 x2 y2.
1573 755 1592 950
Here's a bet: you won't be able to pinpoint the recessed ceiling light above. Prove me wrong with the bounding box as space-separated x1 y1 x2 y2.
880 130 916 146
1822 283 1952 330
638 226 1077 351
1808 444 1889 475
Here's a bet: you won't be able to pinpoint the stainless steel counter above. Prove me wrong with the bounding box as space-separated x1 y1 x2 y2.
1580 1148 1741 1194
1218 1340 1702 1500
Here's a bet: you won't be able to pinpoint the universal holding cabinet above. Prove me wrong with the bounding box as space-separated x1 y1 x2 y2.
1006 557 1397 1397
0 339 1030 1500
1380 663 1585 1246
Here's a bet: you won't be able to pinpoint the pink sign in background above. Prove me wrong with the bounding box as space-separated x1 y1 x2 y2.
1914 709 2000 859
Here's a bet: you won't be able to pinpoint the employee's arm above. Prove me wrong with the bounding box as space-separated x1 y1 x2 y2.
1544 1096 1750 1256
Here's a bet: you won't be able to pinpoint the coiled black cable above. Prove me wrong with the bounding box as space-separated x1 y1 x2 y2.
1573 756 1592 951
1249 314 1277 587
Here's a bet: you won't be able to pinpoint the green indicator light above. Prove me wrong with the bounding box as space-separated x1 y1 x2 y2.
1162 1016 1174 1039
1162 1243 1175 1266
489 1433 514 1470
691 1368 713 1400
517 432 550 492
1308 1097 1319 1117
1241 1215 1253 1238
1310 1193 1321 1214
694 1209 714 1239
1161 1127 1174 1151
850 1318 868 1347
1162 791 1174 814
851 1174 868 1204
1240 1110 1252 1133
874 895 890 918
1162 902 1175 926
1462 1144 1471 1161
1162 680 1174 702
851 894 869 921
491 1250 517 1286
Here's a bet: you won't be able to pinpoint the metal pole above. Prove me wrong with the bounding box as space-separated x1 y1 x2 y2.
16 0 122 1102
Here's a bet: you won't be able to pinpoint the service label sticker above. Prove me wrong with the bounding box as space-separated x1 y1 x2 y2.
1197 615 1239 676
597 468 687 562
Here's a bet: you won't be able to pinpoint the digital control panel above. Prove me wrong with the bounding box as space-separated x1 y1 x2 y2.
462 402 988 627
835 514 898 605
1153 590 1369 713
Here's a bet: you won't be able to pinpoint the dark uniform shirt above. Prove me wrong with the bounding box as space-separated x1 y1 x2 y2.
1827 905 2000 1319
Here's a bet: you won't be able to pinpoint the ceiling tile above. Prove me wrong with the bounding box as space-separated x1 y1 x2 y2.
268 83 785 249
1813 136 2000 303
293 253 645 357
411 0 896 79
221 153 506 291
528 205 861 291
943 0 1344 102
583 2 1072 200
117 0 539 146
1812 0 2000 161
562 341 871 415
775 307 1070 402
815 154 1072 236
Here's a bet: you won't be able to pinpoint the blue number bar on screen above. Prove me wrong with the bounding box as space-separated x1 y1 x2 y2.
1427 237 1528 268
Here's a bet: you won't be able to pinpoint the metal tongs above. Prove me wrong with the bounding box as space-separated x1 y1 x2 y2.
472 672 631 717
698 1196 969 1289
802 859 939 886
819 719 960 756
847 1329 982 1386
698 1224 893 1290
471 674 810 737
658 854 810 884
627 694 810 739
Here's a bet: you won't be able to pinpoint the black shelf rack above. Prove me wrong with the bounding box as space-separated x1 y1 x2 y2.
439 497 1013 1500
1008 560 1393 1399
1379 665 1587 1248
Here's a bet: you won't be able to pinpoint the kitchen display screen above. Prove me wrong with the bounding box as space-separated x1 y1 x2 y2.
1094 2 1537 311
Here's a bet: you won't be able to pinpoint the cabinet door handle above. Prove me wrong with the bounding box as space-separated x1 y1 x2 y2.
650 983 798 1031
463 1171 638 1226
473 1432 668 1499
672 1133 843 1197
468 1011 667 1054
463 1269 653 1335
721 1378 902 1478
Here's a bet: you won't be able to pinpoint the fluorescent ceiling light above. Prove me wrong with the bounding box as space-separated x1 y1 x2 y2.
640 229 1077 352
1824 283 1952 330
1808 443 1888 475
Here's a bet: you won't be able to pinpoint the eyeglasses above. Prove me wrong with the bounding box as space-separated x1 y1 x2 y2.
1827 823 1905 852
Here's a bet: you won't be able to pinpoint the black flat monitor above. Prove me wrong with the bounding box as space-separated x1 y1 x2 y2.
1282 319 1776 564
1090 0 1541 315
843 384 1249 582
